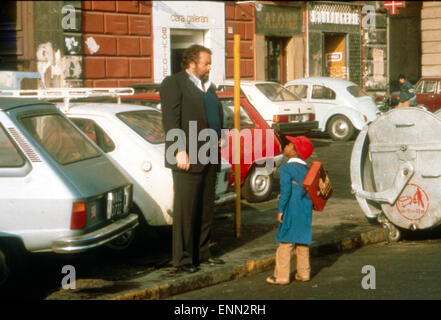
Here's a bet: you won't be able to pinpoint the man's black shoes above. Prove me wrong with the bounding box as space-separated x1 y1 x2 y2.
177 264 198 273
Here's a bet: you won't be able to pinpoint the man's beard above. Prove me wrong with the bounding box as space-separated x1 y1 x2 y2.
200 72 209 84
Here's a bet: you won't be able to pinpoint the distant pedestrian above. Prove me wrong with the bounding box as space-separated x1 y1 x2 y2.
266 136 314 285
397 74 415 108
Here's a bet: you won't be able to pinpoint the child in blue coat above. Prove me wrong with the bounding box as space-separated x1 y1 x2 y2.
266 135 314 285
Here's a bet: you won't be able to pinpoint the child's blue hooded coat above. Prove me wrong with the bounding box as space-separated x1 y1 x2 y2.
276 158 313 245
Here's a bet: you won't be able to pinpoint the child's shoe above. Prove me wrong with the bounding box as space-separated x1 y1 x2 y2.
266 276 289 285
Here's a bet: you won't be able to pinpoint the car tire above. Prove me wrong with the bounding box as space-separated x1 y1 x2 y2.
0 241 25 293
327 115 355 141
104 205 145 252
242 167 273 203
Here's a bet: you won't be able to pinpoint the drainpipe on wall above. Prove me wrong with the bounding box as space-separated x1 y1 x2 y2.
306 4 309 77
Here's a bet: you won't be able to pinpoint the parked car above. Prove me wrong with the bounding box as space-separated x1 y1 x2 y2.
124 91 284 202
412 77 441 112
128 83 161 94
61 102 236 231
284 77 379 141
217 80 318 137
0 98 138 288
217 92 284 202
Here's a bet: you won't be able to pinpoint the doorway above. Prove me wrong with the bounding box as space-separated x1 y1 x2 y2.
265 37 289 84
324 33 346 79
170 29 205 74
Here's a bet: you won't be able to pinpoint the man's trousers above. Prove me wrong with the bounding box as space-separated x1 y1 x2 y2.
171 164 217 267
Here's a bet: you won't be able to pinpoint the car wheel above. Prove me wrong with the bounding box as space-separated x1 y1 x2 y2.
327 115 355 141
105 230 135 251
0 248 10 289
0 242 24 292
242 167 273 203
104 204 145 252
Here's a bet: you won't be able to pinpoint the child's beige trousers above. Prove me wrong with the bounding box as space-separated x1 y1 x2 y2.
274 243 310 282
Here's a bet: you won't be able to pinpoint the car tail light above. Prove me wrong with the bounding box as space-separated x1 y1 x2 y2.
273 115 289 123
71 201 87 230
308 113 315 121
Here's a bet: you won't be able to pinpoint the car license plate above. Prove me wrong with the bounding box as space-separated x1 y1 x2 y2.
106 189 124 219
290 115 303 122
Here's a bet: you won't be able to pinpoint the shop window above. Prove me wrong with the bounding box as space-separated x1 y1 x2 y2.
311 85 336 100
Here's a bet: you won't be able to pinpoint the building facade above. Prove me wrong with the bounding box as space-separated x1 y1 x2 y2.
0 0 427 98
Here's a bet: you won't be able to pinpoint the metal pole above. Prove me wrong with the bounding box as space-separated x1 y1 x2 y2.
234 34 241 238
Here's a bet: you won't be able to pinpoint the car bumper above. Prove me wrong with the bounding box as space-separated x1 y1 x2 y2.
52 214 139 254
214 191 237 206
272 121 319 135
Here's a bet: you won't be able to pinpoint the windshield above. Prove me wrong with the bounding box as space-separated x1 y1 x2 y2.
19 113 101 165
255 83 300 102
117 110 165 144
347 85 368 98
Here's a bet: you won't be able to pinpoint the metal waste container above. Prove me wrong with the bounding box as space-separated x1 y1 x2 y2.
351 107 441 241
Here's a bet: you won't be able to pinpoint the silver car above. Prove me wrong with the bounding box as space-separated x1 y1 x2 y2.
0 98 138 288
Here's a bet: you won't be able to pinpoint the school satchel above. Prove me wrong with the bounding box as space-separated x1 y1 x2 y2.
302 161 333 211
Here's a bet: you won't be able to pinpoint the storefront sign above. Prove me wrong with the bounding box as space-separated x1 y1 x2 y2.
171 14 209 24
310 10 360 25
326 52 342 63
255 5 302 36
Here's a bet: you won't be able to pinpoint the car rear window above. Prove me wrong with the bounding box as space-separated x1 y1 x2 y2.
19 113 101 165
255 83 300 102
117 110 165 144
0 124 25 167
347 85 368 97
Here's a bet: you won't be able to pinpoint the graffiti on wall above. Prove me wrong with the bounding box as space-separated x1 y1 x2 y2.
36 42 81 88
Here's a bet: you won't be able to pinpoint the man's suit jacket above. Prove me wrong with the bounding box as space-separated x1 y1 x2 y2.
160 71 224 173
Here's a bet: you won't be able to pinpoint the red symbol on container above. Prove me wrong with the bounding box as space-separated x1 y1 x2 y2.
395 183 429 221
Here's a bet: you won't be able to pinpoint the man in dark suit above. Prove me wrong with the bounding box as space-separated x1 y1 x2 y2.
160 44 225 273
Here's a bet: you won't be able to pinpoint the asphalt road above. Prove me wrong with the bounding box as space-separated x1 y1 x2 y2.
167 239 441 300
0 134 401 300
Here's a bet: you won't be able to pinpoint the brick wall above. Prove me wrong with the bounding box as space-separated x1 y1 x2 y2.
82 0 153 87
225 2 255 79
421 1 441 77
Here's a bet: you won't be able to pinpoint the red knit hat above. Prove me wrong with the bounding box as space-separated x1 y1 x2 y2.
286 136 314 160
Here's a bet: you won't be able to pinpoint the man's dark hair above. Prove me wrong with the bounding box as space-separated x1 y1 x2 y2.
181 44 212 70
398 74 406 80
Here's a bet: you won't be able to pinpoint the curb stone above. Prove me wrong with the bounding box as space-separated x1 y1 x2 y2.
110 228 386 300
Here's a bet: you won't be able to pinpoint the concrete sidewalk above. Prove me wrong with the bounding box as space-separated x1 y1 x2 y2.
97 195 386 300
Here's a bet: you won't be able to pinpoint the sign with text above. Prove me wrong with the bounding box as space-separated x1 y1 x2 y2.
255 5 302 36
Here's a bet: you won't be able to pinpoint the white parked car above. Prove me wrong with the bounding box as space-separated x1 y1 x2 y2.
62 102 236 230
217 80 318 136
284 77 379 141
0 98 138 288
